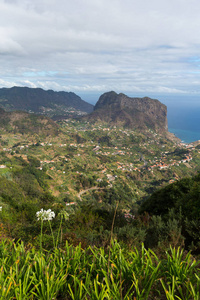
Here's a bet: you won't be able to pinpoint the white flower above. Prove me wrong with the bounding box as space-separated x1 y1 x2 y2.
36 208 55 221
0 206 2 211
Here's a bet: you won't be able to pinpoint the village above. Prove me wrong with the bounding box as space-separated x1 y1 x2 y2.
0 120 200 202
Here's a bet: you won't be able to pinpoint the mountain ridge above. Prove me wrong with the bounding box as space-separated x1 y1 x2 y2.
0 87 168 133
0 86 94 118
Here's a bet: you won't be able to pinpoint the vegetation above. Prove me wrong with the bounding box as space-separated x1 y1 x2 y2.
0 119 200 247
0 86 93 117
0 239 200 299
0 117 200 298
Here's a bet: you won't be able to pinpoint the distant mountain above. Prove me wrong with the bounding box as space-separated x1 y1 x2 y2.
0 86 94 118
85 91 168 133
0 107 59 136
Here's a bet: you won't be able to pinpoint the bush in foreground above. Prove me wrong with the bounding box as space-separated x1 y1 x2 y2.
0 239 200 299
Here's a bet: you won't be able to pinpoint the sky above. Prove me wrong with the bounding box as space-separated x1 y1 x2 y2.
1 0 200 104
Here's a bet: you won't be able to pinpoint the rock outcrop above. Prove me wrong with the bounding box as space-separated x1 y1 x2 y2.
86 91 168 133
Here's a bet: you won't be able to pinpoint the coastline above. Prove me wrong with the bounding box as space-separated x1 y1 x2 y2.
166 131 181 143
168 127 200 145
167 131 200 146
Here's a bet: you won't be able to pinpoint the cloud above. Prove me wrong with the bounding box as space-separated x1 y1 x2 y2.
1 0 200 96
0 37 25 55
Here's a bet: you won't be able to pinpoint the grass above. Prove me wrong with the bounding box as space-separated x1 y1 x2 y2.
0 239 200 299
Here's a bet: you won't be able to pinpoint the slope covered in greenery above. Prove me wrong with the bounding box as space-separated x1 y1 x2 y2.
0 107 59 136
0 103 200 299
0 118 200 252
140 173 200 218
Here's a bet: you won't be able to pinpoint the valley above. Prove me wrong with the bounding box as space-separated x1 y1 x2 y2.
0 90 200 255
1 119 200 209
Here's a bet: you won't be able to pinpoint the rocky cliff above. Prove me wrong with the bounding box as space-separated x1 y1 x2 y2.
86 91 168 133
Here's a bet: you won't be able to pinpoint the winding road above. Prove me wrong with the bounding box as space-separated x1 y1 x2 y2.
77 186 104 201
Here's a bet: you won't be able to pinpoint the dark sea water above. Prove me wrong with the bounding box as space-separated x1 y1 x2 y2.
168 128 200 143
164 99 200 143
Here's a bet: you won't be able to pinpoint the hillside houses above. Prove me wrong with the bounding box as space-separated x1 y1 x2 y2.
148 154 193 170
0 165 6 169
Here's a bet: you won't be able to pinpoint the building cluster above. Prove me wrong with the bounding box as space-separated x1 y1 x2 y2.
148 154 193 171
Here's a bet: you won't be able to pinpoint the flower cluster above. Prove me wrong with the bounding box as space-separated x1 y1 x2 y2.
36 208 55 221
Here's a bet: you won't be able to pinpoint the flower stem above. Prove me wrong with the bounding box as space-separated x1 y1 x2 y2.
40 220 43 253
56 215 63 248
48 220 56 249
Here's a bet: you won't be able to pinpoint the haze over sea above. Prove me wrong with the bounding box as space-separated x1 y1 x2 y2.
81 93 200 144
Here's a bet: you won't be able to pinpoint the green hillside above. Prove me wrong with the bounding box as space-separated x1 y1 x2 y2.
0 108 59 136
0 118 200 252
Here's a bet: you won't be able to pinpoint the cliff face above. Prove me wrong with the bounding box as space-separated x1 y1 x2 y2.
88 91 168 132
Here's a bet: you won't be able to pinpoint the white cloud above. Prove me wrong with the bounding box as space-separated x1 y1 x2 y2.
1 0 200 97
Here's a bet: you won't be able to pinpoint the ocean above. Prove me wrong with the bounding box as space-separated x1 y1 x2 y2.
168 128 200 144
163 98 200 144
